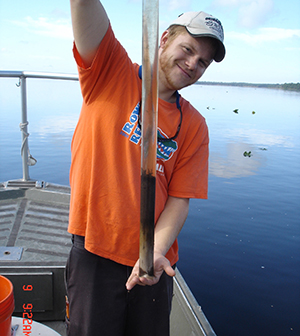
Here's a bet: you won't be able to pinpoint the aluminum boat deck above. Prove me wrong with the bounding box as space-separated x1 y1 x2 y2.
0 183 216 336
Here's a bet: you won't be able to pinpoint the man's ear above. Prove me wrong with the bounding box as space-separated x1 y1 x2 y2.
160 30 169 49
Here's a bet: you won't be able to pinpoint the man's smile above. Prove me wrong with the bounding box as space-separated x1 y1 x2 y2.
176 64 191 78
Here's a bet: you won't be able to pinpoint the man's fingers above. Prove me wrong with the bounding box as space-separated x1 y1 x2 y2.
126 273 147 290
165 265 176 277
126 256 175 290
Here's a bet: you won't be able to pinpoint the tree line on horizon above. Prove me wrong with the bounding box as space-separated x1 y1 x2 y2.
197 81 300 92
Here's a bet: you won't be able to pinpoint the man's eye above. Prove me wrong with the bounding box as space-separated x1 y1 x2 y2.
199 59 208 68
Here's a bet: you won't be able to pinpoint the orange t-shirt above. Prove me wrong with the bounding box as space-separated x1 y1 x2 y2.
68 25 209 267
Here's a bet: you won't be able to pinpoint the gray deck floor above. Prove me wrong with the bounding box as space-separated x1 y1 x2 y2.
0 185 71 262
1 184 216 336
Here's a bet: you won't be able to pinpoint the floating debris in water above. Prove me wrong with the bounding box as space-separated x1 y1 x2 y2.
252 111 256 114
259 147 267 151
233 109 239 113
243 151 252 157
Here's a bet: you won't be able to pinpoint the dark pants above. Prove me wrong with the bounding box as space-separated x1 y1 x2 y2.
65 235 174 336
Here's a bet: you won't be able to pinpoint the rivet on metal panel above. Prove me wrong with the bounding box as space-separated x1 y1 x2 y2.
0 246 23 261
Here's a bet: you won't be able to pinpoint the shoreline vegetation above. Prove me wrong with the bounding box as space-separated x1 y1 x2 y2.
196 81 300 92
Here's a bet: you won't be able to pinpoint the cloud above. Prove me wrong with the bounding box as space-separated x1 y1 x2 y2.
128 0 191 11
238 0 274 28
11 16 73 40
214 0 250 5
209 142 264 178
225 128 295 148
51 9 70 20
168 0 192 11
213 0 274 29
209 126 294 179
36 115 78 137
227 27 300 45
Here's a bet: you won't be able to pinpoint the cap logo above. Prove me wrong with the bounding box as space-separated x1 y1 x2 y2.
205 17 224 41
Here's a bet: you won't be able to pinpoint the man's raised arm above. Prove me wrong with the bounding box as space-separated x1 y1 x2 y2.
70 0 109 67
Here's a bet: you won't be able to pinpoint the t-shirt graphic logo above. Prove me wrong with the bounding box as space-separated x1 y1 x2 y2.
121 104 178 161
157 129 178 161
120 103 141 144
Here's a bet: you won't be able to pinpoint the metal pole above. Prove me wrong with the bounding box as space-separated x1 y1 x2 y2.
139 0 159 277
0 70 79 184
20 76 30 181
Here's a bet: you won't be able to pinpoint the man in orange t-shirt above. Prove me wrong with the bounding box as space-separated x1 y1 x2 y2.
66 2 225 335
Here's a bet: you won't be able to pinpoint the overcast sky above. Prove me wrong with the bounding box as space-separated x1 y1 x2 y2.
0 0 299 83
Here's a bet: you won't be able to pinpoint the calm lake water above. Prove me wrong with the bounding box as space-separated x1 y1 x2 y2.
0 77 299 336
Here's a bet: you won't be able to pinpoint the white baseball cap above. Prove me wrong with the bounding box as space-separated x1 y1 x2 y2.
169 11 226 62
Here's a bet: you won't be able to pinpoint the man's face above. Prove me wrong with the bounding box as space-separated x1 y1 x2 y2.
159 30 217 92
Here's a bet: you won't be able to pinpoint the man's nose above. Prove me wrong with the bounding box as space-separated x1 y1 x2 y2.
185 56 198 70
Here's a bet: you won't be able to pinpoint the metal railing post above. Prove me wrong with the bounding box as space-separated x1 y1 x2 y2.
20 75 30 181
0 70 79 186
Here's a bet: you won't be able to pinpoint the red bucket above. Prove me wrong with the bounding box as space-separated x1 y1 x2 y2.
0 275 14 336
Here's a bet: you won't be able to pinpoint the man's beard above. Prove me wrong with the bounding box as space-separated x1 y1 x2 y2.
159 49 194 92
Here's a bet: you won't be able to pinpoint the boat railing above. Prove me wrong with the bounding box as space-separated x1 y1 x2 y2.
0 70 78 188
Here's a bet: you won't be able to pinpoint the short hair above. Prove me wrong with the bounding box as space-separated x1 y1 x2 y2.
165 25 188 45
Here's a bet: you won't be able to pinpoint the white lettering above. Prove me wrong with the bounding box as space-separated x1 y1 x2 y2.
156 163 164 174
